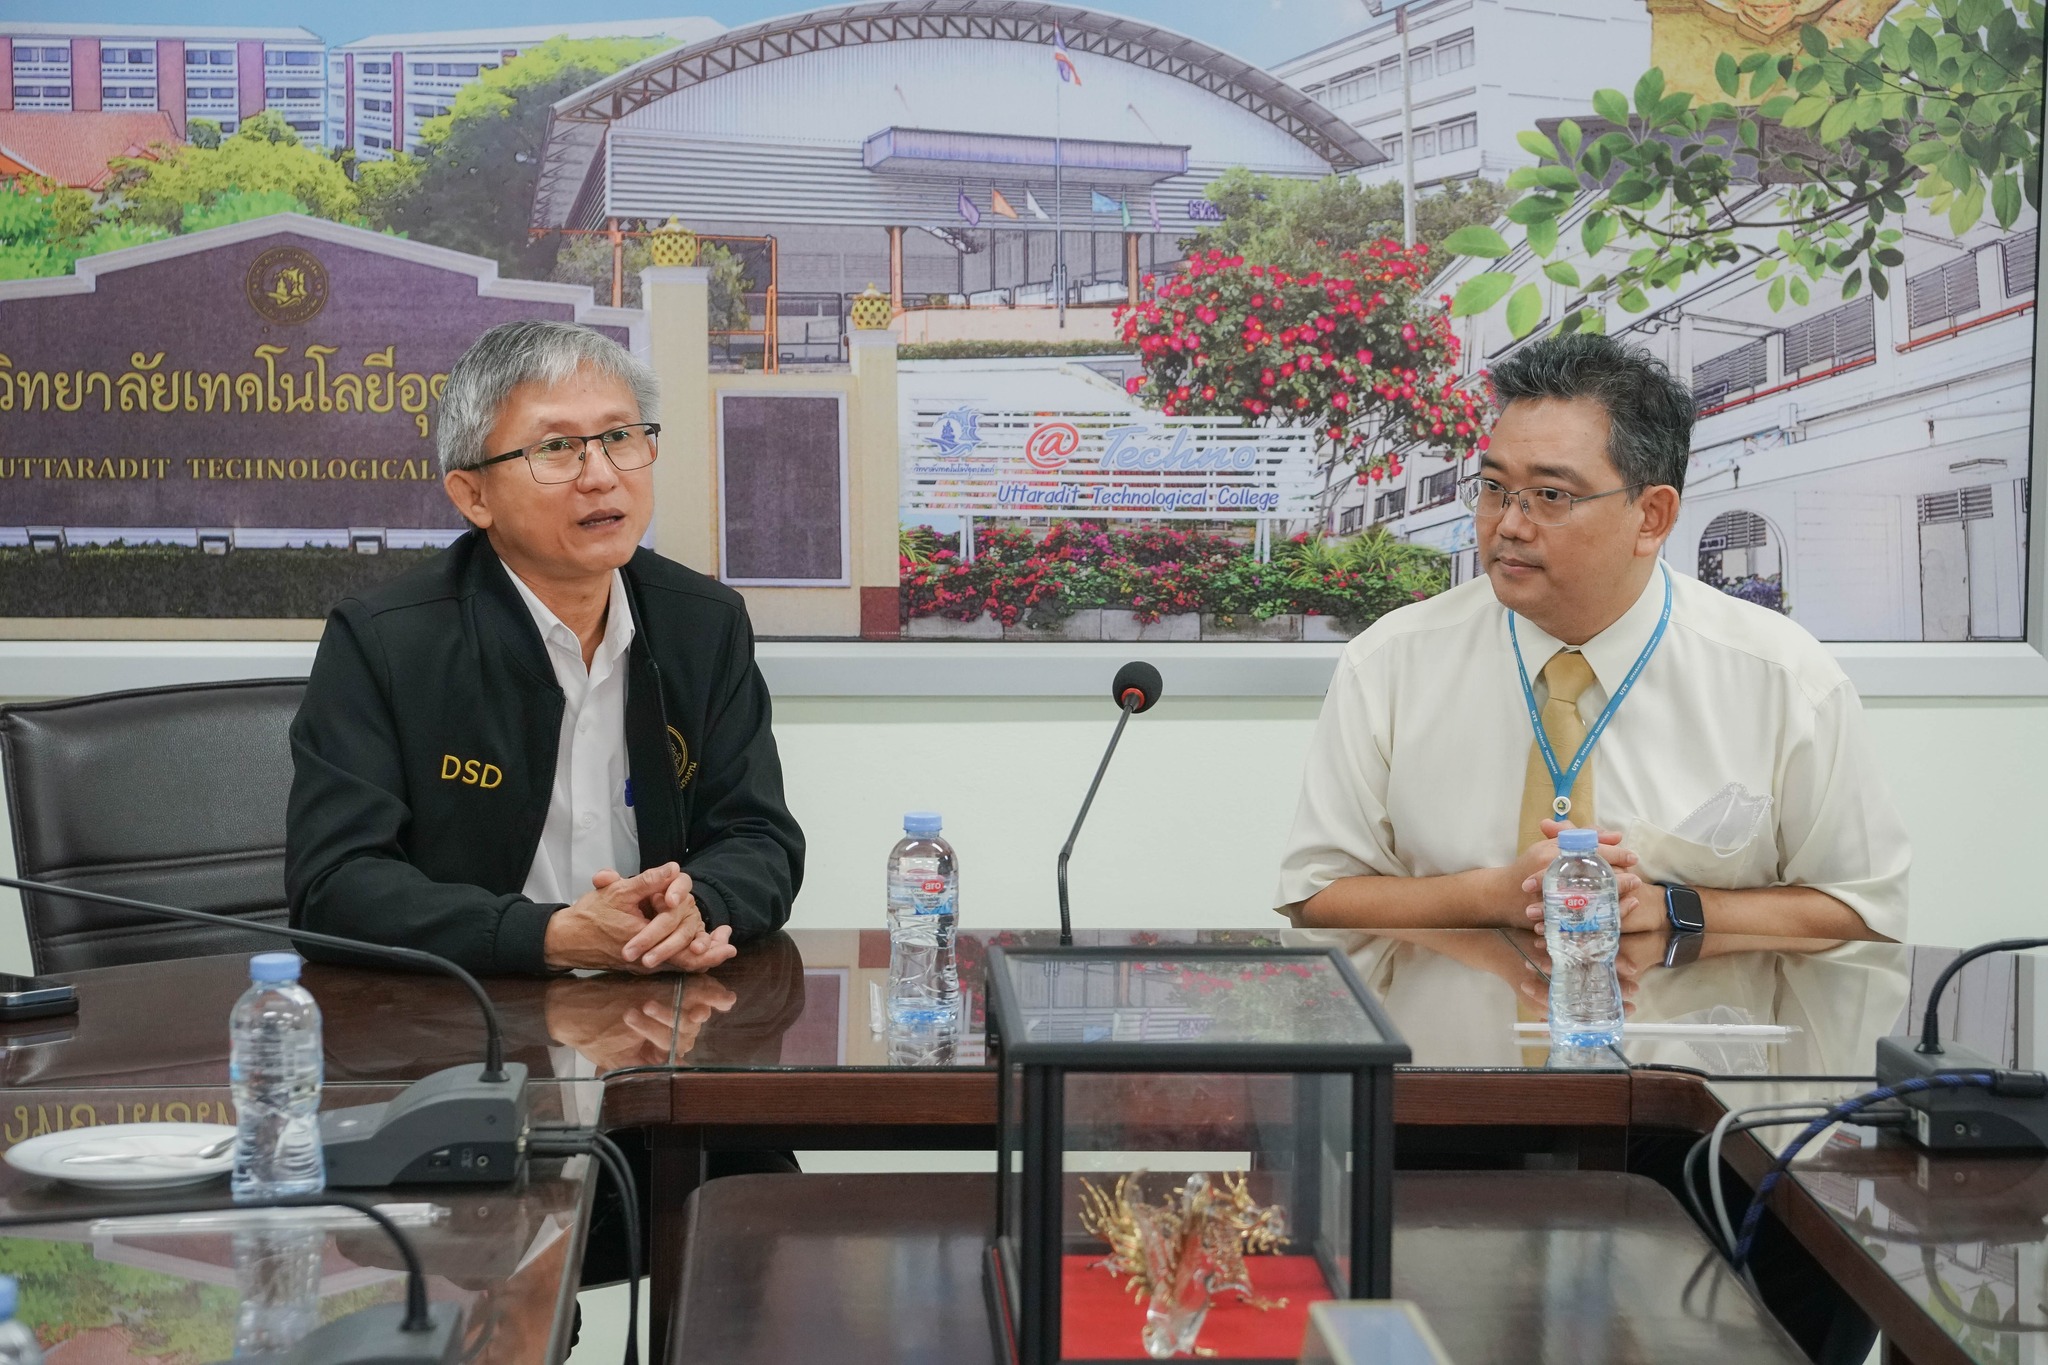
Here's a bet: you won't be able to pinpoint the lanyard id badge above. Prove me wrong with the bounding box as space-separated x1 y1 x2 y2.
1508 564 1672 822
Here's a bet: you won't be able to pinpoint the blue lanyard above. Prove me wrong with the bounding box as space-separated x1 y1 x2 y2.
1508 565 1672 821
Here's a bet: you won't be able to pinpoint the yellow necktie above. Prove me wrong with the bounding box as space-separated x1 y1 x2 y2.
1517 650 1597 852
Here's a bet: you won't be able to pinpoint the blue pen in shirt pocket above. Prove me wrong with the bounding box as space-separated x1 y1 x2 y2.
623 779 634 808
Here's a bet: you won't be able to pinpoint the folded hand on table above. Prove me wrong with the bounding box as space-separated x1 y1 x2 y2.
1513 820 1661 933
542 862 739 973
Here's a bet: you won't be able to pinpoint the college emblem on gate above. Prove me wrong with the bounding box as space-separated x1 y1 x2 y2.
923 406 985 459
245 246 330 325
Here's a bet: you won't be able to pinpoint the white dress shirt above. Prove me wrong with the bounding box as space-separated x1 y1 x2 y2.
505 565 642 907
1274 565 1910 938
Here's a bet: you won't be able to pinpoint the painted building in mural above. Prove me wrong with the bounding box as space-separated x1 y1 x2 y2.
1274 0 1650 188
529 0 1381 347
0 22 327 146
1329 0 2041 645
328 17 719 160
1374 186 2038 644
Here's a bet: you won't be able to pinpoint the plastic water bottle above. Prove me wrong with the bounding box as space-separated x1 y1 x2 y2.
1542 828 1623 1048
887 811 959 1028
230 952 326 1202
0 1277 42 1365
232 1227 323 1357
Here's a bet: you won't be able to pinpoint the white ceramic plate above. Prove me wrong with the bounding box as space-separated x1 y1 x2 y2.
5 1123 236 1190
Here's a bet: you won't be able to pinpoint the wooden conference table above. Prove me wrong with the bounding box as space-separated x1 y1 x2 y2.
0 927 2039 1364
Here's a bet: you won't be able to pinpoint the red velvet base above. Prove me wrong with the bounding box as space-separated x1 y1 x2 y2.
1059 1254 1333 1360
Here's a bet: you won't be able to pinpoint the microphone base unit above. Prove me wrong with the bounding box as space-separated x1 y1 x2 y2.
321 1062 531 1187
1875 1037 2048 1152
208 1301 464 1365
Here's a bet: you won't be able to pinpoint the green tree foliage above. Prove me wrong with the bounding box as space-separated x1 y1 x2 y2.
1 110 358 277
112 111 358 231
1190 168 1512 276
372 36 673 278
550 232 753 326
181 187 314 234
1447 0 2044 337
2 1236 238 1361
186 117 222 150
0 179 168 279
353 152 426 227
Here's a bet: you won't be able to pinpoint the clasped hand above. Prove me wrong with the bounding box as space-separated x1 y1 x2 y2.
542 861 740 973
1507 819 1663 933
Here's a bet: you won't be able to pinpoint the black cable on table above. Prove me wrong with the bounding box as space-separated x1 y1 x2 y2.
1731 1075 1998 1269
529 1127 643 1365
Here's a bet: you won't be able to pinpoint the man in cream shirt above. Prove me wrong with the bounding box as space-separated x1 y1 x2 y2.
1275 333 1908 940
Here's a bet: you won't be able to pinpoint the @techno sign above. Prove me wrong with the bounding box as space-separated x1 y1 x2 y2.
903 405 1318 521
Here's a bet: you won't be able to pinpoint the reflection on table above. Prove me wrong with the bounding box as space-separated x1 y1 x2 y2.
0 1080 600 1365
1340 928 1911 1076
5 929 2038 1092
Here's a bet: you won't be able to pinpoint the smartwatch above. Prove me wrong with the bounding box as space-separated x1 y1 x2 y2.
1664 883 1706 934
1662 929 1703 968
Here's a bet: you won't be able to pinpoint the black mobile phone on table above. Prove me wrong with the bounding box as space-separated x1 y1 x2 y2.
0 973 78 1021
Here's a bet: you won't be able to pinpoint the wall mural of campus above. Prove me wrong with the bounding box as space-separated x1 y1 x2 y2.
0 0 2037 644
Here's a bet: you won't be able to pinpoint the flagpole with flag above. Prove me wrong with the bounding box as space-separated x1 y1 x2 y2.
1051 23 1082 328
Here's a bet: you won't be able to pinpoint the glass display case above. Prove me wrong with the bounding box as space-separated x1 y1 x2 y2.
984 945 1409 1365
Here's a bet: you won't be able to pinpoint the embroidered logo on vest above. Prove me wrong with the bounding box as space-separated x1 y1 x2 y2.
440 753 503 788
667 725 699 790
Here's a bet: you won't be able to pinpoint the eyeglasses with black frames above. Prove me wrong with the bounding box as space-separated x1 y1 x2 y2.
479 422 661 485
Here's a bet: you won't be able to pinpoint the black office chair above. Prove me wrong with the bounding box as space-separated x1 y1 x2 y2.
0 678 306 974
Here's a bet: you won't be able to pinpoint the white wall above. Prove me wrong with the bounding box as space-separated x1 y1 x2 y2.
0 691 2040 972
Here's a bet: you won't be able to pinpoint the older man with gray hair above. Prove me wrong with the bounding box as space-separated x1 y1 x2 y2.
287 319 804 976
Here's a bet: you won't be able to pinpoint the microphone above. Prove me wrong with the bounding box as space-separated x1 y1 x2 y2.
0 1192 461 1365
1056 661 1162 947
0 874 529 1188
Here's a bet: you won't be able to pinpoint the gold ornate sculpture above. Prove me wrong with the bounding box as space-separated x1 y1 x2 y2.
1645 0 1892 101
849 283 895 331
649 216 699 268
1078 1171 1290 1360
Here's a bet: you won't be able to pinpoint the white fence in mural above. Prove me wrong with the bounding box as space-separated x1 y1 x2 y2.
902 403 1322 523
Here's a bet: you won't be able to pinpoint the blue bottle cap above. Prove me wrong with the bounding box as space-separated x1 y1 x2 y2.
1556 828 1600 854
249 952 303 983
0 1274 17 1319
903 811 943 836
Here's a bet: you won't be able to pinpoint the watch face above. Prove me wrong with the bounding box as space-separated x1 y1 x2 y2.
1666 886 1706 933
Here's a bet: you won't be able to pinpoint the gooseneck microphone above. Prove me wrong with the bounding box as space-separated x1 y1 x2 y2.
0 1193 461 1365
0 874 529 1187
1056 661 1163 947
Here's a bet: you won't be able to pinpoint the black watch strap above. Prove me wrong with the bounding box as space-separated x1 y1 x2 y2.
1664 883 1706 934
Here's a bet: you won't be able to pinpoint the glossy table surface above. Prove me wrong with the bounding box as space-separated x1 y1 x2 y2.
668 1171 1808 1365
0 1078 601 1365
9 929 2039 1365
1707 1072 2048 1365
7 926 2013 1089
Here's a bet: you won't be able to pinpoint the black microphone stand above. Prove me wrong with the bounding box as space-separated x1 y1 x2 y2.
1056 692 1141 948
0 874 529 1187
0 875 507 1080
0 1192 461 1365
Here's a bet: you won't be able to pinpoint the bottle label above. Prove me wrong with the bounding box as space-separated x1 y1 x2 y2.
891 858 954 917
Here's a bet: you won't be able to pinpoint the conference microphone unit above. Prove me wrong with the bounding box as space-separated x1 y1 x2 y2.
1875 934 2048 1152
1056 661 1163 947
0 1192 461 1365
0 875 528 1188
